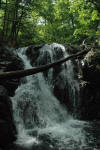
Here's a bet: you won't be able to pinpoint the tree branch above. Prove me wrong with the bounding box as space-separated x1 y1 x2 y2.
0 50 88 80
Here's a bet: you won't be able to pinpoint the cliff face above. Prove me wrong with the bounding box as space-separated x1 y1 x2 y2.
79 49 100 120
0 47 24 149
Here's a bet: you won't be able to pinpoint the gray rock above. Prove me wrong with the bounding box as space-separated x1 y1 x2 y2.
0 47 24 96
0 85 16 148
0 46 24 149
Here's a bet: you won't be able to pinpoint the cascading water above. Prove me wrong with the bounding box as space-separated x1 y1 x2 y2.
12 44 100 150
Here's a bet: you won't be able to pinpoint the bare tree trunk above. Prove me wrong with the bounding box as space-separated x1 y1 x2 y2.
0 50 88 80
2 0 7 39
15 6 25 43
10 0 19 45
0 0 1 9
5 12 9 38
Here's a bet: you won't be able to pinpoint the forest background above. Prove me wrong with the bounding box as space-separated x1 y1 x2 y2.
0 0 100 47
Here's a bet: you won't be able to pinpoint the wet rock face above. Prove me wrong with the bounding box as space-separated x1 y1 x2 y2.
79 49 100 120
25 44 73 111
82 50 100 84
26 44 44 65
0 85 16 148
80 83 100 120
0 47 24 96
0 47 24 149
20 44 100 120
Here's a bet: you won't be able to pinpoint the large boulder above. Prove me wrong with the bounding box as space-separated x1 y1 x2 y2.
26 44 44 65
79 49 100 120
0 85 17 148
82 49 100 83
0 47 24 149
80 82 100 120
0 46 24 96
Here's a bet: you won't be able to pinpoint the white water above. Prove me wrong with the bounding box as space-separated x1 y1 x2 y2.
12 44 87 149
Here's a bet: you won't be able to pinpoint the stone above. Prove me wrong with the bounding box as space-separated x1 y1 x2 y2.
0 85 16 149
0 47 24 149
78 49 100 120
0 47 24 96
26 44 44 65
82 49 100 84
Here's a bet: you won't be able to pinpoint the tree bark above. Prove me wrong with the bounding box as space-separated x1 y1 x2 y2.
0 50 88 80
2 0 7 39
0 0 1 8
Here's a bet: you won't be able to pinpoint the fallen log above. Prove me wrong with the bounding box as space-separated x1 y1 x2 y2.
0 50 88 80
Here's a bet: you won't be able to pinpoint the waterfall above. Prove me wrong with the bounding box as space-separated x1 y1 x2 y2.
12 44 88 149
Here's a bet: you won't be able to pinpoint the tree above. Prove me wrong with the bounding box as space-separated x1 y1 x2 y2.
0 0 100 46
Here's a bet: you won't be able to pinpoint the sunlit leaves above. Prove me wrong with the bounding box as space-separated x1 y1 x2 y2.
91 10 99 21
0 0 100 45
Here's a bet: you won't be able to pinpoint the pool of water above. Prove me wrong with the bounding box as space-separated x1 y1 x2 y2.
13 119 100 150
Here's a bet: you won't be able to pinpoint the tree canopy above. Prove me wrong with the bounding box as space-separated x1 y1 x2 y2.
0 0 100 47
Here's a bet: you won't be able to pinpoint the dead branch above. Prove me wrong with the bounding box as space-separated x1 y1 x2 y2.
0 50 88 80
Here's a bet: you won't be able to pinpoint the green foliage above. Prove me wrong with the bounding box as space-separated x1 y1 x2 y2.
0 0 100 46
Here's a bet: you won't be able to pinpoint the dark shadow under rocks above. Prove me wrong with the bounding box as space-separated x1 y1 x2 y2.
0 47 24 149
